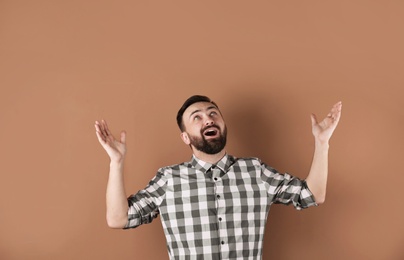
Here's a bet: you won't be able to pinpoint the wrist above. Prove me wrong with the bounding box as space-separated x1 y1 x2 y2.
109 153 125 163
110 159 124 168
314 139 330 150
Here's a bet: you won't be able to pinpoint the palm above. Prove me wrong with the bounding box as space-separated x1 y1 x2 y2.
311 102 342 144
95 120 127 162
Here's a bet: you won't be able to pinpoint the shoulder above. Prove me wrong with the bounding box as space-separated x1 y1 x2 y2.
156 161 194 175
223 155 264 172
229 155 263 165
228 156 279 173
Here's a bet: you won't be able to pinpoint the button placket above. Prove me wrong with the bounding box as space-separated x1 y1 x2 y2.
212 168 226 252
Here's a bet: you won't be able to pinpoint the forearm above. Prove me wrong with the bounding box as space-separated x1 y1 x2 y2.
106 160 128 228
305 141 329 204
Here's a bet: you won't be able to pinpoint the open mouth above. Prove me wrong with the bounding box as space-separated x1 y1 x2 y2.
203 127 219 137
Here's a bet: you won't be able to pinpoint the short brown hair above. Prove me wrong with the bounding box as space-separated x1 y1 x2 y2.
176 95 218 131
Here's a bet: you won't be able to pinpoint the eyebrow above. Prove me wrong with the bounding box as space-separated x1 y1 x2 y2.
189 105 218 118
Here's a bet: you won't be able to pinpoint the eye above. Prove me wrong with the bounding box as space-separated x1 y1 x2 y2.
193 115 201 121
210 111 217 116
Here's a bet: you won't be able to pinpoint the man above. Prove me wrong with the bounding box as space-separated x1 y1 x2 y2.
95 95 342 259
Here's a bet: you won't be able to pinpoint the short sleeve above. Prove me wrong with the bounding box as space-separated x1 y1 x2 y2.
260 162 317 210
124 169 168 229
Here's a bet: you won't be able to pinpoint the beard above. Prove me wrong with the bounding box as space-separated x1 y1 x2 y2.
188 125 227 155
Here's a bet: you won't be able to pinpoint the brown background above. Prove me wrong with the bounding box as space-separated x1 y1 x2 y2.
1 1 403 259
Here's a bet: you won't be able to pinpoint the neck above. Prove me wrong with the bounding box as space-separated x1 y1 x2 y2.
192 149 226 164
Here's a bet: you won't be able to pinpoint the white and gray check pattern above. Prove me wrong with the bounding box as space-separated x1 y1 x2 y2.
125 154 317 260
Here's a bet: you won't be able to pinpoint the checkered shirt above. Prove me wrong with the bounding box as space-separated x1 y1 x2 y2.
125 154 317 259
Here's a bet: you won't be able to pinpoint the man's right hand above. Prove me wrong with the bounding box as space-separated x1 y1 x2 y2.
95 120 127 163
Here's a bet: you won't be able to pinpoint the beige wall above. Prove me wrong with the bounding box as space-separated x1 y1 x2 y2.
1 1 403 259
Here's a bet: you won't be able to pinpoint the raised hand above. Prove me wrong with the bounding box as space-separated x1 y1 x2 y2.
310 102 342 144
95 120 127 163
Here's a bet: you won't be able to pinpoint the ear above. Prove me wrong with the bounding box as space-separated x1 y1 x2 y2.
180 132 191 145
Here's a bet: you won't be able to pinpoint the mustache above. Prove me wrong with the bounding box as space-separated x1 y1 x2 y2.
201 125 220 133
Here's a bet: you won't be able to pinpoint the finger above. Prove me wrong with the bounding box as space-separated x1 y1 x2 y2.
310 113 318 126
102 119 113 137
332 101 342 111
331 102 342 123
96 121 109 139
95 124 106 144
120 131 126 144
100 120 116 143
96 120 106 135
95 122 103 137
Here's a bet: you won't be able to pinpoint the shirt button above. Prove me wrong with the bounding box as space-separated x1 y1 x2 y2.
214 177 218 181
216 195 220 199
221 241 225 245
219 217 222 221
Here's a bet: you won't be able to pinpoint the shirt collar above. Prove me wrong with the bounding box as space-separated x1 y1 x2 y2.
190 154 235 174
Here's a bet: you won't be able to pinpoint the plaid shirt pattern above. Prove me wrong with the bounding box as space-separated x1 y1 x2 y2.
125 154 317 259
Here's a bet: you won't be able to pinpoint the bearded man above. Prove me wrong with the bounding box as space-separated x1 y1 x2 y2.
95 95 342 260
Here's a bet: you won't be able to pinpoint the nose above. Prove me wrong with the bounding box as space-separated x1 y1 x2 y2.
204 116 214 126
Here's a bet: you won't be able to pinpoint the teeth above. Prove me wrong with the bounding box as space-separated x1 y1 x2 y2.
205 129 217 136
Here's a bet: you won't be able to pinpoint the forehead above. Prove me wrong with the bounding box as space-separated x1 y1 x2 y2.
183 102 219 116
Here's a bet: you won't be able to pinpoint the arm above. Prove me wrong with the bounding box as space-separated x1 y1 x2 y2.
95 120 128 228
305 102 342 204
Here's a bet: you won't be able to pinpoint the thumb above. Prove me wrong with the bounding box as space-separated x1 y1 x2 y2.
120 131 126 144
310 113 318 126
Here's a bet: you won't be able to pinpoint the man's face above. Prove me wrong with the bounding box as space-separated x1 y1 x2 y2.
181 102 227 155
